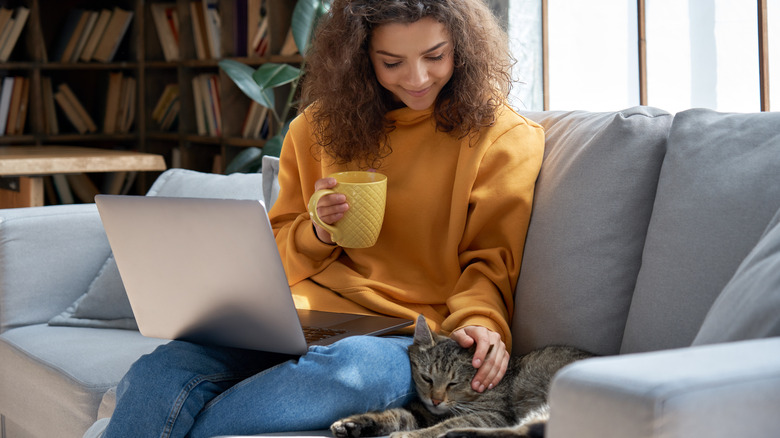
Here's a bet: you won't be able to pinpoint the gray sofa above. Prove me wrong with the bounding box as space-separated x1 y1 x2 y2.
1 106 779 438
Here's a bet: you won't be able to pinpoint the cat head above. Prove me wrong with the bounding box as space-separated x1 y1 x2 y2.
408 315 480 415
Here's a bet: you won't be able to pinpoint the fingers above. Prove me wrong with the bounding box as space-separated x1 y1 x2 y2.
312 177 348 244
451 326 509 393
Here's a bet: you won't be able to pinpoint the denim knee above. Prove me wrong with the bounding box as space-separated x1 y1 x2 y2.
303 335 415 408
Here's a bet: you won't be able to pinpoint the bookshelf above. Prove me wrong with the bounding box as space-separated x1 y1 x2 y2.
0 0 302 202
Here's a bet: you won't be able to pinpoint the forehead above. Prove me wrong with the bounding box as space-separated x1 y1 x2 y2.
369 17 450 53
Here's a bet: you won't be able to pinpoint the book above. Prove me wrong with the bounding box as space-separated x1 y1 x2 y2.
80 9 112 62
52 174 74 204
246 0 262 56
60 10 91 62
152 84 179 124
201 0 221 58
279 27 298 56
55 82 97 134
159 98 180 131
118 76 136 133
103 72 124 134
190 1 210 60
5 76 24 135
42 77 58 134
192 75 207 135
70 11 99 62
206 74 222 136
233 0 247 56
92 7 134 63
54 89 88 134
241 100 270 139
151 3 179 61
0 8 14 43
250 14 269 56
0 7 29 62
0 77 14 134
66 173 100 203
13 75 29 134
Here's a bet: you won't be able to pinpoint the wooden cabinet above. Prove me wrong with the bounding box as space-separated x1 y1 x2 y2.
0 0 300 197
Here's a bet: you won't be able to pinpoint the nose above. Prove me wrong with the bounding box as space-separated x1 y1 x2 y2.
431 398 442 406
405 61 428 88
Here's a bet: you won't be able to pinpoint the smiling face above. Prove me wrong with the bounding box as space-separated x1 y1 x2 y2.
369 17 455 110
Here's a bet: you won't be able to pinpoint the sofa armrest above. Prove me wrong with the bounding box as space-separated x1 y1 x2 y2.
547 337 780 438
0 204 111 332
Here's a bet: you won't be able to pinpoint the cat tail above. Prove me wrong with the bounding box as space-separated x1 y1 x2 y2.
515 405 549 438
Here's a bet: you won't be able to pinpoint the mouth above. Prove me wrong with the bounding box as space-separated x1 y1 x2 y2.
405 86 431 98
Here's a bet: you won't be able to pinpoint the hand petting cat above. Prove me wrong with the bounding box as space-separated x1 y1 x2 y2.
450 326 509 393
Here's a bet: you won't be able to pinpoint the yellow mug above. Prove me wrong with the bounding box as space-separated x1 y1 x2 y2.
308 171 387 248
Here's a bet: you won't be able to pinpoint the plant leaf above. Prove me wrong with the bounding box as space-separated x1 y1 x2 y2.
252 63 301 89
218 59 272 108
226 147 263 174
291 0 330 55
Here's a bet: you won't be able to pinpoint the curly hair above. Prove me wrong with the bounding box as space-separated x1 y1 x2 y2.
300 0 513 167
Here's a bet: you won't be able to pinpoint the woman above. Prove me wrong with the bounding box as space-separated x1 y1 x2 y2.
93 0 544 436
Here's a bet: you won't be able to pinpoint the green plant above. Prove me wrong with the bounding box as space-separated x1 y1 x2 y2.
220 0 330 173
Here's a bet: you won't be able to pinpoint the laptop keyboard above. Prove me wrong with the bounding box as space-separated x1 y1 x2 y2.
302 326 348 342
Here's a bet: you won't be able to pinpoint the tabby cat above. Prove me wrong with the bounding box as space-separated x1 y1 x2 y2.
330 315 594 438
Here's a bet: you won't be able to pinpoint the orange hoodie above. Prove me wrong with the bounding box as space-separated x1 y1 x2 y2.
269 103 544 348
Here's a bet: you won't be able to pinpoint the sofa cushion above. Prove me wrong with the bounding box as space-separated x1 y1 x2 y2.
0 324 167 438
49 255 137 330
622 109 780 353
48 169 265 330
513 106 672 356
692 207 780 345
262 155 281 210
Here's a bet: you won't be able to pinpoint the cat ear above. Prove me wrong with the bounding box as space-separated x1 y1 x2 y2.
413 314 436 347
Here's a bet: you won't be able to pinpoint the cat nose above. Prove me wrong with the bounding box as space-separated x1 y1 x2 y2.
431 398 442 406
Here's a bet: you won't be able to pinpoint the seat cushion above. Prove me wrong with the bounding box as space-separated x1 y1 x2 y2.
622 109 780 353
513 107 672 355
0 324 167 438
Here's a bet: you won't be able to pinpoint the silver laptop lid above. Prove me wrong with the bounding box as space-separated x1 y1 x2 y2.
95 195 310 354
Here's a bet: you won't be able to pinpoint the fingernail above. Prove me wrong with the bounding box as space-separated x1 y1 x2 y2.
488 383 494 390
473 359 482 367
478 384 486 393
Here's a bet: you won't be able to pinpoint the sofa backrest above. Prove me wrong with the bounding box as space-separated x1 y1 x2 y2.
621 109 780 353
513 107 672 356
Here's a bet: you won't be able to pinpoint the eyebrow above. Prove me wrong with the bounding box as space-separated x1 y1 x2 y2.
374 41 449 58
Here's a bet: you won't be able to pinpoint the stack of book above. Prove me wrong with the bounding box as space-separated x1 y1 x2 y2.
150 3 180 61
51 82 97 134
240 101 271 139
103 72 137 134
192 73 221 136
52 6 134 63
0 6 30 62
190 0 221 60
151 84 180 131
0 76 29 135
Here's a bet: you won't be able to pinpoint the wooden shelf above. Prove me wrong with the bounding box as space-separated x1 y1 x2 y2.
0 0 298 201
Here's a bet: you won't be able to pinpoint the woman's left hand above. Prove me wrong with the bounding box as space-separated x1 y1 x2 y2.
450 326 509 393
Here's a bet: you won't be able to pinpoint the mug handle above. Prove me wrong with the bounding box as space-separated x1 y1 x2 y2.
308 189 340 240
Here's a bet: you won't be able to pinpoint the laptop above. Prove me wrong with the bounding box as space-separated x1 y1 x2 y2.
94 194 412 355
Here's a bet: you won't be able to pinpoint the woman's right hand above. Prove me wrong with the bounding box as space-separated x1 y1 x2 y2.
311 177 349 244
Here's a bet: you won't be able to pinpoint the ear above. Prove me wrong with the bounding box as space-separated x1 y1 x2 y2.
413 314 436 347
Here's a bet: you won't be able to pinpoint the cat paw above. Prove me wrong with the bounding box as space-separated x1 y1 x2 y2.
331 419 365 438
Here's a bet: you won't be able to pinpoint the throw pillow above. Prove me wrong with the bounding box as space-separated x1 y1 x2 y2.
512 106 672 356
692 207 780 345
49 169 266 330
621 109 780 353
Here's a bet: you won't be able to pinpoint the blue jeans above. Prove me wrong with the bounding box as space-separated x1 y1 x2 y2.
102 335 415 438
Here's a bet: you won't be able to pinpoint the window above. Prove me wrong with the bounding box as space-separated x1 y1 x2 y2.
508 0 776 112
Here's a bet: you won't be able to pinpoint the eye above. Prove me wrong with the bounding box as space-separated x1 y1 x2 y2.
420 375 433 385
427 53 445 62
383 61 401 69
